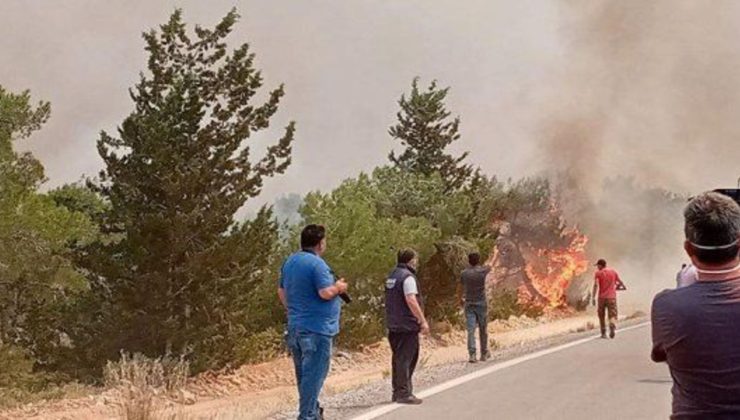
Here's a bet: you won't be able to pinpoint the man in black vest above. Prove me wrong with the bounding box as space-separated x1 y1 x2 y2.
385 248 429 405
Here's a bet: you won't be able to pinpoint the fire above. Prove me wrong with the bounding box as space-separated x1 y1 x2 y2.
521 230 589 308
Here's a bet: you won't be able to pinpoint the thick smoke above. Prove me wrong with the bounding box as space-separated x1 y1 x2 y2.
543 1 740 309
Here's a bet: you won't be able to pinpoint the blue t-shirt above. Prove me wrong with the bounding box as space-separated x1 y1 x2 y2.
279 250 341 336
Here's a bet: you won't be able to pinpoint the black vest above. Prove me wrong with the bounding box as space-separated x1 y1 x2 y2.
385 264 421 333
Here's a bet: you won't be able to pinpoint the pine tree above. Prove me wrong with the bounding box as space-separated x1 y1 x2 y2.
388 78 473 191
0 87 96 374
85 9 294 372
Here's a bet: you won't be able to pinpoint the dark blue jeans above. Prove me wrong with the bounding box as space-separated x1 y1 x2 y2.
465 302 488 357
287 330 333 420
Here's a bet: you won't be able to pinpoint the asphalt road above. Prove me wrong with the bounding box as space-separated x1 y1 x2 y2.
368 324 672 420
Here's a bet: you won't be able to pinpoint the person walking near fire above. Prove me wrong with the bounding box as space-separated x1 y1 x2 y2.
592 259 626 339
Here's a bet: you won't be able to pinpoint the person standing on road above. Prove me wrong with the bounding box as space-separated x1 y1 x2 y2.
592 259 625 339
676 263 698 288
652 192 740 418
457 252 492 363
385 248 429 405
278 225 348 420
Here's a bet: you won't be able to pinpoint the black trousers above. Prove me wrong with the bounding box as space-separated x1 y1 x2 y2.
388 331 420 399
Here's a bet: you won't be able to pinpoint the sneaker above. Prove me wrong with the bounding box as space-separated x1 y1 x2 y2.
396 395 423 405
600 333 608 339
609 326 616 339
468 354 477 363
480 351 491 362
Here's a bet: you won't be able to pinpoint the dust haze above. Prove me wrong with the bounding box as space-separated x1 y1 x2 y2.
3 1 740 308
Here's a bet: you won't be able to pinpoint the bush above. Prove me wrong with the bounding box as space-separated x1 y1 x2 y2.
237 328 286 364
0 345 77 409
420 237 477 324
300 172 440 348
488 289 544 321
488 289 521 321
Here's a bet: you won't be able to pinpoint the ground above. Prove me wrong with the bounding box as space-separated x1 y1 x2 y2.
0 309 646 420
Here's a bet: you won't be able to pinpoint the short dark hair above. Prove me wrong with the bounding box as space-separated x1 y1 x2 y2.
596 259 607 268
397 248 417 265
468 252 481 266
301 224 326 249
685 192 740 264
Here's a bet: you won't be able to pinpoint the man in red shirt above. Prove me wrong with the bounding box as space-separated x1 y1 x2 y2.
592 259 626 339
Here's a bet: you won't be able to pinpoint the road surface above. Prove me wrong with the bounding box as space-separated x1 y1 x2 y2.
361 324 672 420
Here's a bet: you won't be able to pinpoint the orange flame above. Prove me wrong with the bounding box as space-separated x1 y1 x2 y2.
521 231 589 308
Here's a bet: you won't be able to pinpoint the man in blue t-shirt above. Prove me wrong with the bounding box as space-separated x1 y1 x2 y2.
279 224 348 420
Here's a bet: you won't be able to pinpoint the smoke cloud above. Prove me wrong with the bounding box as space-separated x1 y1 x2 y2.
539 1 740 308
3 1 740 308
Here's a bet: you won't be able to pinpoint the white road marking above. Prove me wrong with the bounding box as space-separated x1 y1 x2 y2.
350 322 650 420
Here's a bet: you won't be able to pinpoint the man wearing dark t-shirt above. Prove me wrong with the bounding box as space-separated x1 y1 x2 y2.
651 192 740 419
458 252 492 363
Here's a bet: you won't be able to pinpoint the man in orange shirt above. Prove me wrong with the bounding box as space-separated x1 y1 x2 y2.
592 259 626 339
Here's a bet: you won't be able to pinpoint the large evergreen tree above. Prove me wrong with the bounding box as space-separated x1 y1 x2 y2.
388 78 473 191
84 9 294 372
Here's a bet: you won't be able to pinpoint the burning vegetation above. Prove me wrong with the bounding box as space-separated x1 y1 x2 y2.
488 189 590 311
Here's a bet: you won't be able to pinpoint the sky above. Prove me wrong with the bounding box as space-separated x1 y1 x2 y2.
3 1 740 210
0 0 562 208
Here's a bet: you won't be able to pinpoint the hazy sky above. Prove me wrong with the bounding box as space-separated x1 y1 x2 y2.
3 1 740 210
0 0 562 207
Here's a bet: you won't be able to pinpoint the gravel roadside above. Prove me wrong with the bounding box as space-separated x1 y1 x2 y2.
270 316 648 420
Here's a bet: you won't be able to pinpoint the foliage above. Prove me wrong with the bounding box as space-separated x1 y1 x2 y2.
0 345 44 390
0 86 98 379
237 327 285 364
75 9 294 375
300 172 440 347
419 237 476 323
373 166 501 253
388 78 473 191
487 289 543 321
48 183 109 224
0 345 77 409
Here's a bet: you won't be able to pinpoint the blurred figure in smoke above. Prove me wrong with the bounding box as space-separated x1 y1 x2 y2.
676 263 697 288
652 192 740 418
675 264 686 287
592 259 626 339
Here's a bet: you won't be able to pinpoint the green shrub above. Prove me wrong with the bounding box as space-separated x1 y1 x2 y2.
237 328 286 364
488 289 521 321
0 345 69 409
488 289 544 321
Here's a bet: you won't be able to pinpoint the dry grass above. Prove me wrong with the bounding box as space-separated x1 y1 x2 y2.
103 352 189 420
488 337 501 351
417 353 432 370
